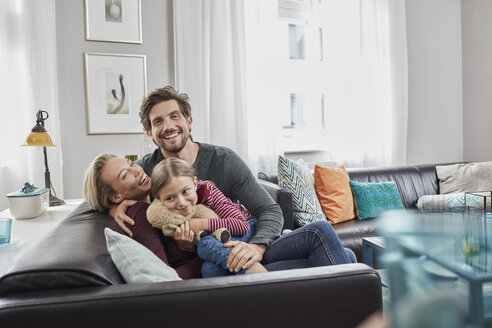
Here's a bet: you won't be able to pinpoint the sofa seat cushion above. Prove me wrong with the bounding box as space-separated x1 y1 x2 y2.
0 203 125 295
333 217 380 262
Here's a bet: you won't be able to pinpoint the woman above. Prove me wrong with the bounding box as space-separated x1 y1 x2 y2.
84 153 202 279
83 153 356 279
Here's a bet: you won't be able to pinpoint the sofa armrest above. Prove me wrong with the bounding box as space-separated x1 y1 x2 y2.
258 179 294 230
0 264 381 328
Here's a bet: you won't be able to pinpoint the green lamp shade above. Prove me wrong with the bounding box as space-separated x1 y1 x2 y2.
22 132 55 147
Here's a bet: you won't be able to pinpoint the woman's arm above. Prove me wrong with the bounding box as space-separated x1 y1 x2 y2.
126 202 171 265
200 181 251 236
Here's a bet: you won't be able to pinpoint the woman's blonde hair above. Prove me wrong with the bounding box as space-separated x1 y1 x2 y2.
83 153 117 212
151 158 195 199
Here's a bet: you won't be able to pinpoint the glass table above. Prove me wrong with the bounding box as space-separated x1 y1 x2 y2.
379 208 492 327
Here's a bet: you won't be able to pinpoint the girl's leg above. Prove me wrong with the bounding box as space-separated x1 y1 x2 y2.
201 261 232 277
262 220 353 268
197 219 259 277
197 236 238 276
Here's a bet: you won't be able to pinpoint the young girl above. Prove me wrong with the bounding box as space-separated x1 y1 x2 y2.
149 157 267 277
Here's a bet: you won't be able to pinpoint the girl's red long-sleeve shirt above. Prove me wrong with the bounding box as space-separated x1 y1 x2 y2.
197 180 252 236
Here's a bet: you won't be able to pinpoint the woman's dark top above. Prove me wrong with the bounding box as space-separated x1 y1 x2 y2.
126 202 203 279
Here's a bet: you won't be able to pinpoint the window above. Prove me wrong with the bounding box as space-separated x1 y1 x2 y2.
320 94 325 129
278 0 361 152
288 23 305 59
284 93 306 128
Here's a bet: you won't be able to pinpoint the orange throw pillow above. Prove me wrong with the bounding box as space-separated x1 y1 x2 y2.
314 165 355 224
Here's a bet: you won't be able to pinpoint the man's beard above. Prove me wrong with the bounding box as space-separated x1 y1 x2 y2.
159 129 190 153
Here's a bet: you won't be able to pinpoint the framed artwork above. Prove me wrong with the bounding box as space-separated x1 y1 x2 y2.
84 52 147 134
85 0 142 44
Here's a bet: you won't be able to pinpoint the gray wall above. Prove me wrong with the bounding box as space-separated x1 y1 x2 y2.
56 0 174 198
462 0 492 162
405 0 464 165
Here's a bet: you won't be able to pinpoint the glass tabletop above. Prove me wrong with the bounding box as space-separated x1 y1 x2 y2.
379 208 492 281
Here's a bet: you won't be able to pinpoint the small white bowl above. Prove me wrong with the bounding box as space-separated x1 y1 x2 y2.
6 188 49 219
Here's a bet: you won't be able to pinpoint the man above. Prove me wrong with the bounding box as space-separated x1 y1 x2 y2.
111 86 284 272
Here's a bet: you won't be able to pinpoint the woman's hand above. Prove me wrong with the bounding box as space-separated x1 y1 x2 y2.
174 221 195 250
188 218 209 234
224 242 266 272
108 200 138 237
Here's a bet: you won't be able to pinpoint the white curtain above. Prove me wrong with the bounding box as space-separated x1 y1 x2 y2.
173 0 407 174
173 0 283 174
0 0 63 211
358 0 408 166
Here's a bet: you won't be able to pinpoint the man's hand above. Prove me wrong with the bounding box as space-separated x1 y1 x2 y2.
174 221 195 250
224 242 266 272
108 200 137 237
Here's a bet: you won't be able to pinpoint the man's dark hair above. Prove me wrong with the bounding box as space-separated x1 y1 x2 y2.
139 86 192 131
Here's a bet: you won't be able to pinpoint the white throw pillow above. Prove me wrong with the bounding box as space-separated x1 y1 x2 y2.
436 162 492 194
104 228 181 283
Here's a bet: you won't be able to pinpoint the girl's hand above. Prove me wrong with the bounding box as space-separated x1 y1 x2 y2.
174 221 195 250
188 218 209 234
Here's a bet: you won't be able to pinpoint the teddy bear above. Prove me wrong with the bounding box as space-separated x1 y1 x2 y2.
146 199 231 245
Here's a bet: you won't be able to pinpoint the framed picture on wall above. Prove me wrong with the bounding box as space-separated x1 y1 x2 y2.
85 0 142 44
84 52 147 134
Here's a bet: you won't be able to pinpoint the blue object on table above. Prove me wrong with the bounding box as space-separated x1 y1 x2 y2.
21 182 37 193
0 218 12 245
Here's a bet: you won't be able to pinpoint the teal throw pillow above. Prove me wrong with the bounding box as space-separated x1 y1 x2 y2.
104 228 182 283
277 155 326 226
350 181 404 220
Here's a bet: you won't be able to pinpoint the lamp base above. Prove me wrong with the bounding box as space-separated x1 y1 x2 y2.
49 193 65 207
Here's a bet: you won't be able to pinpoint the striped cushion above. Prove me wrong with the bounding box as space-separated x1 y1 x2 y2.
278 156 326 226
417 192 491 211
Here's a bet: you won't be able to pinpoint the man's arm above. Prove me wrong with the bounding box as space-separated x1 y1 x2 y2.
225 152 284 246
221 151 283 271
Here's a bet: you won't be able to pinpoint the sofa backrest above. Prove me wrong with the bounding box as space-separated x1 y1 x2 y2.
259 163 451 209
347 163 441 208
0 203 125 295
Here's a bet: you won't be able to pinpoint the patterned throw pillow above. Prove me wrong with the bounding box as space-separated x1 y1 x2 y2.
350 181 404 220
278 156 326 226
416 192 491 211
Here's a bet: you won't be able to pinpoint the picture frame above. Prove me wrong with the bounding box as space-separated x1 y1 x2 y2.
85 0 142 44
84 52 147 134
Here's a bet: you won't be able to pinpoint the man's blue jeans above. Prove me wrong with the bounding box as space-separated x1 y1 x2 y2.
198 220 356 277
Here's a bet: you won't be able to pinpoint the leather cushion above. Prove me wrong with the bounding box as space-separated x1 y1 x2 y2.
0 203 125 295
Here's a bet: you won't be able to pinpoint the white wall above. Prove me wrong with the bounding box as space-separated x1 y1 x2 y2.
461 0 492 162
405 0 464 165
56 0 174 198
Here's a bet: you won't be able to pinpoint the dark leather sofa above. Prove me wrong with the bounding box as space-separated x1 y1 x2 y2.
258 163 447 262
0 202 382 328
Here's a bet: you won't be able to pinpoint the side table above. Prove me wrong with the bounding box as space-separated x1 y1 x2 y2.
0 199 83 277
363 236 390 287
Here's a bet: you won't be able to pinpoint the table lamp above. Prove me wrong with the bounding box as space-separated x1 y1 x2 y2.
21 110 65 206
